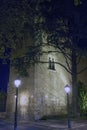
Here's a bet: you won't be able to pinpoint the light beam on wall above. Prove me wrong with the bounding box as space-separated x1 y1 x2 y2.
60 73 68 85
20 93 29 106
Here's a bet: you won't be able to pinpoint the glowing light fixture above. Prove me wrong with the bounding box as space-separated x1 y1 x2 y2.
14 78 21 130
14 79 21 88
64 84 70 94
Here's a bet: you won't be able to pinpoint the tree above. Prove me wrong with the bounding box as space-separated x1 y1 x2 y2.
0 0 43 76
0 91 7 112
37 0 87 118
0 0 87 117
78 81 87 114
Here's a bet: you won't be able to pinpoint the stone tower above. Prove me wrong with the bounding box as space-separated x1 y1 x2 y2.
6 43 71 121
5 0 87 121
6 17 72 120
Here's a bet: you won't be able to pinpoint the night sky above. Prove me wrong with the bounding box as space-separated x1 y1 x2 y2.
0 61 10 92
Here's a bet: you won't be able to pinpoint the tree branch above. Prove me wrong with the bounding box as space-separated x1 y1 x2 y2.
34 60 72 74
77 66 87 75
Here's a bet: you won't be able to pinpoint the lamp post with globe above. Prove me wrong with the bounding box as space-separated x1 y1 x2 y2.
14 79 21 130
64 84 71 129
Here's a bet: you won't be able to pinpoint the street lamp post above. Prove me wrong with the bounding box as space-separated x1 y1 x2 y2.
64 84 71 129
14 79 21 130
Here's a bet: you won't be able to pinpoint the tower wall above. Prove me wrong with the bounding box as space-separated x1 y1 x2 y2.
6 65 35 120
6 45 72 120
34 45 72 119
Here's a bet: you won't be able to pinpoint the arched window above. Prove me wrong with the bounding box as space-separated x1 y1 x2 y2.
48 57 55 70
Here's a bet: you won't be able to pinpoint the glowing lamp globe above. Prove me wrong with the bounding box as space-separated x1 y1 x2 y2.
14 79 21 88
64 84 70 94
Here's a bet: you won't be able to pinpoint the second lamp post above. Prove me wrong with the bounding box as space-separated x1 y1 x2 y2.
64 84 71 129
14 79 21 130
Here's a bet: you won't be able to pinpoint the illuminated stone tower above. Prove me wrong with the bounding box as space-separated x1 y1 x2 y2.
6 30 71 121
6 1 72 120
6 0 87 121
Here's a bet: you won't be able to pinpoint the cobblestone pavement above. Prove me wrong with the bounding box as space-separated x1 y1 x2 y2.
0 121 51 130
17 120 87 130
33 120 87 130
0 119 87 130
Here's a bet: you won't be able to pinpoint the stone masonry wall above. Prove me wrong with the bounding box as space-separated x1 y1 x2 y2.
6 45 72 121
34 45 72 119
6 65 35 120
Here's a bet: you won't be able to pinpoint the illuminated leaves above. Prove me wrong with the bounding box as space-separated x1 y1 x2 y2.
78 81 87 113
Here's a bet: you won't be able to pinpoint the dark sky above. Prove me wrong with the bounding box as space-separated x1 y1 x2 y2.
0 61 10 92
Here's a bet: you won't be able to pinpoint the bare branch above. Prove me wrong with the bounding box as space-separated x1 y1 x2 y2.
76 55 82 65
77 66 87 75
33 60 72 74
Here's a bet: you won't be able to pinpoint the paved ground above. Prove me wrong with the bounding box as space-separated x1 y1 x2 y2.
33 120 87 130
0 118 87 130
0 121 50 130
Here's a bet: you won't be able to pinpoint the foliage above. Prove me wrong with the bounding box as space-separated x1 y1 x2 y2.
0 0 43 76
0 91 7 99
0 0 87 117
0 91 7 112
0 0 87 77
40 114 67 120
78 81 87 114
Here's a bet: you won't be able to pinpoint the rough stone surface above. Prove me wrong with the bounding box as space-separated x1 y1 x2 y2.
6 45 71 121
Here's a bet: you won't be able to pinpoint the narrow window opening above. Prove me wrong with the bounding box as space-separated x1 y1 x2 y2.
49 57 51 69
48 57 55 70
51 58 55 70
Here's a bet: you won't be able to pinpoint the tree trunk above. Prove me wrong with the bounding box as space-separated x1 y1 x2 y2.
72 48 78 118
